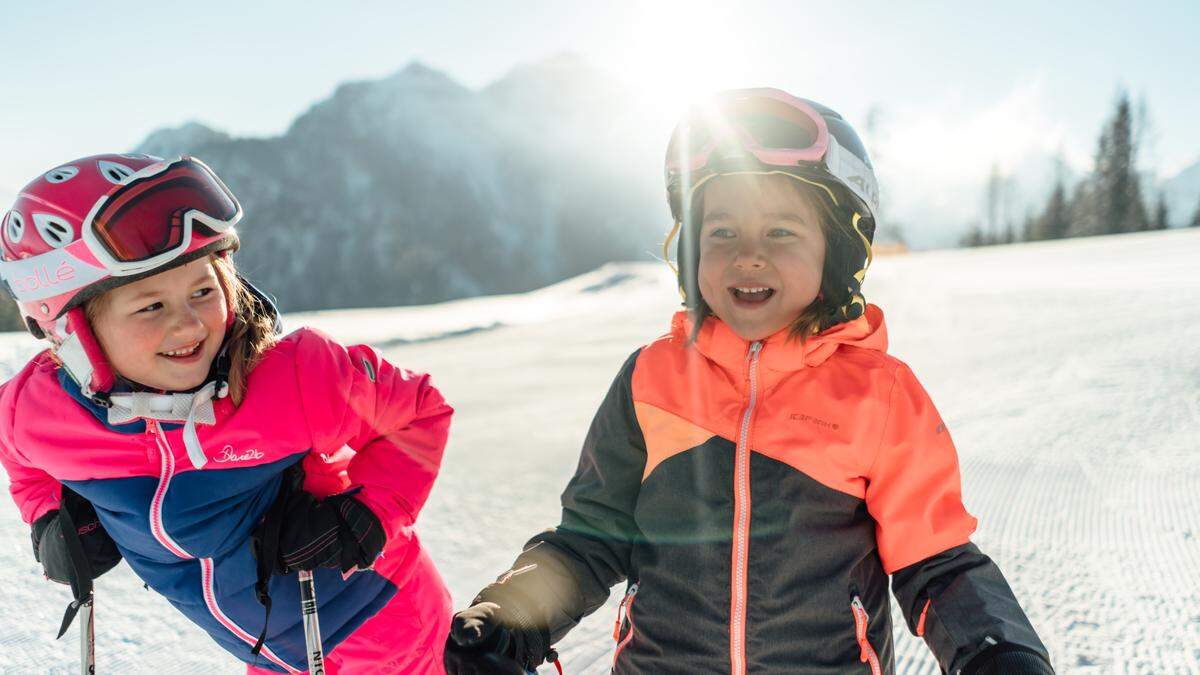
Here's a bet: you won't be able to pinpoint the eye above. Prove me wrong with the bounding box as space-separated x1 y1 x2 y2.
768 227 797 237
192 287 216 299
138 302 163 314
707 227 735 239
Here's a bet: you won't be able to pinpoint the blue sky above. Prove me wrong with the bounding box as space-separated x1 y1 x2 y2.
2 1 1197 231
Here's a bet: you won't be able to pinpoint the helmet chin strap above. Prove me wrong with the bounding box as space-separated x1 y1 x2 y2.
107 381 227 469
50 308 115 404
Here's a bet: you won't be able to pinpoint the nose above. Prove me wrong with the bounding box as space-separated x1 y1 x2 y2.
169 304 206 339
733 238 767 270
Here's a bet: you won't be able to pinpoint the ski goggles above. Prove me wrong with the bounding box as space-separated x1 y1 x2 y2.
80 156 241 275
665 88 878 216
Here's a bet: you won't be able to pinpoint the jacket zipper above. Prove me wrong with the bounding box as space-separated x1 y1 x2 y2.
730 341 762 675
147 420 300 673
611 582 640 671
850 595 882 675
148 420 193 559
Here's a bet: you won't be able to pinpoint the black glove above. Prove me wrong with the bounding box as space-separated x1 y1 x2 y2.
31 493 121 585
963 644 1055 675
253 482 386 575
30 487 122 639
445 602 556 675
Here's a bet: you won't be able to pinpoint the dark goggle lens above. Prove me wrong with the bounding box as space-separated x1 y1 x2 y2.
91 162 237 263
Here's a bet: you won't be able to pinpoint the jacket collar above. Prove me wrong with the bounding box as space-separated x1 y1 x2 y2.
672 303 889 376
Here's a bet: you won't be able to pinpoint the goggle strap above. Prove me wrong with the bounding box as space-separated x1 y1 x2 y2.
824 138 879 216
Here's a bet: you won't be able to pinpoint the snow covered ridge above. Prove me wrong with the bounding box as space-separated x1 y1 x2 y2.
1 230 1198 672
281 262 676 346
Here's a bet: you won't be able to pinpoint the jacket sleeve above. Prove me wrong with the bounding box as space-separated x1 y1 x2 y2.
0 442 62 525
475 349 646 653
293 329 453 542
0 377 63 525
868 364 1052 673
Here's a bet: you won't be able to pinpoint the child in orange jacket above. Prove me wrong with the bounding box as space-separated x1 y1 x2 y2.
443 88 1054 674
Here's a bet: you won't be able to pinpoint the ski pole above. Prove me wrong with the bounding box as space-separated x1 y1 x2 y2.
80 592 95 674
297 570 325 675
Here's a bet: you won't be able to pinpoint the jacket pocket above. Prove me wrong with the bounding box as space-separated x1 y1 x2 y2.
611 582 640 672
850 594 882 675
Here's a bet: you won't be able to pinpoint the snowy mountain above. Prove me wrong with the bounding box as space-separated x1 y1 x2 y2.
1 229 1198 672
133 59 666 314
1162 157 1200 226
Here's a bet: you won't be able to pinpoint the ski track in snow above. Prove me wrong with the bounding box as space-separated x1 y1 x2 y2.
0 231 1198 673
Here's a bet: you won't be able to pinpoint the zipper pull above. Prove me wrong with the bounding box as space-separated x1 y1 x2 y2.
850 595 870 663
744 341 763 364
612 583 640 641
743 341 763 382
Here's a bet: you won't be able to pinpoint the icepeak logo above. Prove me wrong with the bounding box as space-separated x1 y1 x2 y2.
789 413 839 430
213 445 264 463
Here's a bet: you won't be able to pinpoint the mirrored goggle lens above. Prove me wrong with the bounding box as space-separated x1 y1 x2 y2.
91 161 238 263
723 95 820 150
667 95 822 167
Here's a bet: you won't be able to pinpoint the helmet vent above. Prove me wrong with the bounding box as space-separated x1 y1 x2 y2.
33 213 73 249
44 166 80 183
4 211 25 244
97 160 135 184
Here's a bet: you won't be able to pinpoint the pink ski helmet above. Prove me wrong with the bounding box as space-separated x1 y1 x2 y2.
1 154 241 398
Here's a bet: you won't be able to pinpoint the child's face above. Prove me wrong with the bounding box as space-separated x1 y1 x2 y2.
697 174 826 341
90 257 228 392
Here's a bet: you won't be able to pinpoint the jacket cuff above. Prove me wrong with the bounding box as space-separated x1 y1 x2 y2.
962 643 1054 675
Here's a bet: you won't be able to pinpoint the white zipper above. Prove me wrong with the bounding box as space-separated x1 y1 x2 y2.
147 420 194 559
146 420 299 673
730 341 762 675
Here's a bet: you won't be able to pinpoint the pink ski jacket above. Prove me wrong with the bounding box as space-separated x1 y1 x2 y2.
0 327 452 673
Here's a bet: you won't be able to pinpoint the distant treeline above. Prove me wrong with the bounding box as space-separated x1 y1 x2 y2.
963 92 1200 247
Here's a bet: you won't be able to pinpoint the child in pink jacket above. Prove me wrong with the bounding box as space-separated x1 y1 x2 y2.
0 153 453 673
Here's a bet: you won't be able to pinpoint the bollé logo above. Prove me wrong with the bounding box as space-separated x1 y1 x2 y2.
10 261 76 294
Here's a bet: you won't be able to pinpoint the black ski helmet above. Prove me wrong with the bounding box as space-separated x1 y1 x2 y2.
664 88 878 332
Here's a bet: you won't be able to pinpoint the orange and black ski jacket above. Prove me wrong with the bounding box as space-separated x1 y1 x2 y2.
477 304 1052 674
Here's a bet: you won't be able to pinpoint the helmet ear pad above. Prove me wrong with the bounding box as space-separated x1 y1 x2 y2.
48 306 117 395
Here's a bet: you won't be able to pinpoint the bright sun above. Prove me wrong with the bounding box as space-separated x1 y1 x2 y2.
614 2 751 124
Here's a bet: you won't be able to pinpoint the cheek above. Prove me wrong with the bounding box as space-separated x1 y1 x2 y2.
96 319 160 365
203 297 229 330
696 251 725 297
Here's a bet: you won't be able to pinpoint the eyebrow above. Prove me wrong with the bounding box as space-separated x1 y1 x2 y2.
702 210 733 222
764 211 809 222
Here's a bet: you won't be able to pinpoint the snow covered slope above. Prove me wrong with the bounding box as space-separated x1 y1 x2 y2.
1 230 1198 673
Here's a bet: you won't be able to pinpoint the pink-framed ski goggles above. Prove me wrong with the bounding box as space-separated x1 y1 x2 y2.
665 88 879 218
79 156 242 276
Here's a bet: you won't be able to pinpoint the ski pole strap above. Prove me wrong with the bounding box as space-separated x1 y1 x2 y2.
250 505 281 657
250 463 301 656
54 490 96 640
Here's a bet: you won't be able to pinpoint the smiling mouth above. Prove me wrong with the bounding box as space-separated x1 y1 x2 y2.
730 286 776 304
158 339 204 359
